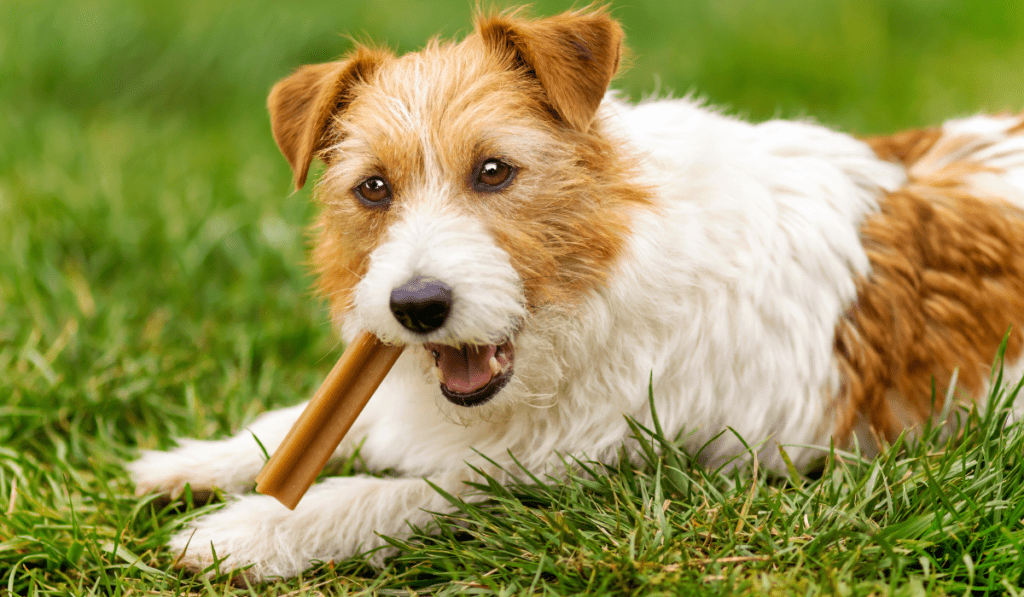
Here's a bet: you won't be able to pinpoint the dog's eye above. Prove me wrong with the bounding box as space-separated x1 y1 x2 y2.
354 176 393 207
473 158 517 192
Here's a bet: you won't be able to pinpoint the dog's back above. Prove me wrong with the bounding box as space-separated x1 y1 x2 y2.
589 100 1024 466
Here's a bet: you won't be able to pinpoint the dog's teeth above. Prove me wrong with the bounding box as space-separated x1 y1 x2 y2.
489 356 500 376
432 366 444 383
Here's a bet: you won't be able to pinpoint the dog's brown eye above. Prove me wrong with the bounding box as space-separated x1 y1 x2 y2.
473 158 516 192
354 176 392 207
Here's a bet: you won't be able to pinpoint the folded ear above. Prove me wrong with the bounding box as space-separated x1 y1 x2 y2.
477 7 624 132
268 47 391 190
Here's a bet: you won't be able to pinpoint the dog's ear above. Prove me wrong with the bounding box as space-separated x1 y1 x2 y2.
477 7 624 132
268 47 391 190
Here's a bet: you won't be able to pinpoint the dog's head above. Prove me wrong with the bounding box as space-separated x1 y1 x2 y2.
268 8 648 409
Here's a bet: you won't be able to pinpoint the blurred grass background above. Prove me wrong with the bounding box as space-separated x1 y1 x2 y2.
1 0 1023 593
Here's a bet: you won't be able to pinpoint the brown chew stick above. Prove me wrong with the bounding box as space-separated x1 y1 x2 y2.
255 331 404 509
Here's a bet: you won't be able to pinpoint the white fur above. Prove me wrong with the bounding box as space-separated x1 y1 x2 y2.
348 194 527 348
132 93 931 580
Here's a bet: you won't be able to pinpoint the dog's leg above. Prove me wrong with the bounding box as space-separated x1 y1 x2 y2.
128 354 427 498
167 468 484 581
129 401 314 497
130 392 396 497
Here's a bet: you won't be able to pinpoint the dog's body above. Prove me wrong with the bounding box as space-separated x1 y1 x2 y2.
130 8 1024 580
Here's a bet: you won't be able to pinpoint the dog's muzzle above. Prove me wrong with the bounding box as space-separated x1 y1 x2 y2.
388 275 516 407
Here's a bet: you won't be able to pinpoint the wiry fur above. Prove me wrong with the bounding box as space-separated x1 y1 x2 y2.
129 7 1024 582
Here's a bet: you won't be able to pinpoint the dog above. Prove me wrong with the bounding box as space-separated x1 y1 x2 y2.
129 6 1024 581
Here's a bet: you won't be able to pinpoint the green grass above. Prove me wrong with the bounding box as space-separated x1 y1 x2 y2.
2 0 1024 594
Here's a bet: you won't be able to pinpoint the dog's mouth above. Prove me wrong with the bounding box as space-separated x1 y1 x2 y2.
424 340 514 407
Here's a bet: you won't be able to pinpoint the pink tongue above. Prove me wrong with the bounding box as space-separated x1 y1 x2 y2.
436 344 497 394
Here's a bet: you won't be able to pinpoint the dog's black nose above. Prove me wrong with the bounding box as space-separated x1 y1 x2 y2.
389 276 453 334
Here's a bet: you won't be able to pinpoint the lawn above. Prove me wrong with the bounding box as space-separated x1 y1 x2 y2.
2 0 1024 594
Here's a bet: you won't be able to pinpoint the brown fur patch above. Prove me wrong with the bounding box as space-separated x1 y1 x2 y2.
477 6 623 132
1008 115 1024 136
863 128 943 167
835 129 1024 443
479 121 652 309
268 46 393 190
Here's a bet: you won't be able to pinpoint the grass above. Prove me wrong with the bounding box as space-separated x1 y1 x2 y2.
2 0 1024 594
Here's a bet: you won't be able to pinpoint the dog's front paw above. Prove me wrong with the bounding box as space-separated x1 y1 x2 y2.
129 439 265 498
169 494 310 581
167 476 415 581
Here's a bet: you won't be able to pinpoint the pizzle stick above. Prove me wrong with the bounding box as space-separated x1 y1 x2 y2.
255 331 404 510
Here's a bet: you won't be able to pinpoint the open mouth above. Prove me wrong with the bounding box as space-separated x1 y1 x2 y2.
424 340 515 406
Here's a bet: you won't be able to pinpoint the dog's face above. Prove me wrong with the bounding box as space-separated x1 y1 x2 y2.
268 9 650 410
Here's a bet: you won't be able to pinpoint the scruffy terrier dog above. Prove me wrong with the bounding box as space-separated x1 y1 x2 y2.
131 7 1024 580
